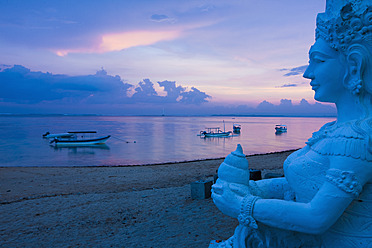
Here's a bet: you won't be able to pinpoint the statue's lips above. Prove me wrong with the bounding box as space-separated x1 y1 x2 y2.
310 82 320 90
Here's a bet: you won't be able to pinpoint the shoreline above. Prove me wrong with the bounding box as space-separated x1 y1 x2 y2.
0 149 299 168
1 149 294 247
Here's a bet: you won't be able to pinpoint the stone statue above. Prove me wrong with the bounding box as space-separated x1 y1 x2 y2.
211 0 372 247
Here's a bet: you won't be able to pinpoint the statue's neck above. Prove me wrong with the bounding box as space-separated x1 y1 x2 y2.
335 93 368 124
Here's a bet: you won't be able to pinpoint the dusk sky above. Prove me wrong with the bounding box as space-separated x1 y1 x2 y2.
0 0 335 115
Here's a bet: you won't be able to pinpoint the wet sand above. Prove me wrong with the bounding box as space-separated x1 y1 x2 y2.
0 150 295 248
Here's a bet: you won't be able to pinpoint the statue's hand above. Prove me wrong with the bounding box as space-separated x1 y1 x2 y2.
212 179 251 218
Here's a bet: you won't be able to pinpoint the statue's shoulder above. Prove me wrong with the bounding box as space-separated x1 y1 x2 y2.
305 121 336 146
306 119 372 162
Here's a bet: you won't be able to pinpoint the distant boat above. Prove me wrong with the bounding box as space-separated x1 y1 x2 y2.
275 124 287 133
233 124 241 133
199 127 232 137
48 131 111 146
200 120 233 137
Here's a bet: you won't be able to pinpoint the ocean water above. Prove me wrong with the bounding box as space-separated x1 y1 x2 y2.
0 115 335 167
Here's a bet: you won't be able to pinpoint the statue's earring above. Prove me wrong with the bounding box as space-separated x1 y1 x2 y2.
346 52 364 95
348 79 363 95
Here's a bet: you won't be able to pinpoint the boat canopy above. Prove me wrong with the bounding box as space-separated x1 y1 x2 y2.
67 131 97 134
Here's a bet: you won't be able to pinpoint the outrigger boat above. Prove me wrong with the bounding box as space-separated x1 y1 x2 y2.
275 124 287 133
49 131 111 146
199 127 232 137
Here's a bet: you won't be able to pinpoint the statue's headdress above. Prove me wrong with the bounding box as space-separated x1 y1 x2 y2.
316 0 372 51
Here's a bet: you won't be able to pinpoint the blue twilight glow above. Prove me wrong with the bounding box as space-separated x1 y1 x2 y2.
0 0 331 115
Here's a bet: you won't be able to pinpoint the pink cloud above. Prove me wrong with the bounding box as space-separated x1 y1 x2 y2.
100 30 180 51
55 30 181 56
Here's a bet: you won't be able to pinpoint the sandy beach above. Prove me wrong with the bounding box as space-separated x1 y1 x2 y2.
0 150 295 248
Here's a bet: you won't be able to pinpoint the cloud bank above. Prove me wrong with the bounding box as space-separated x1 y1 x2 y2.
252 99 335 116
0 65 211 114
0 65 335 116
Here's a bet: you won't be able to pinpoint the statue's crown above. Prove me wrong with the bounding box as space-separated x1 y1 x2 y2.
317 0 372 51
324 0 367 18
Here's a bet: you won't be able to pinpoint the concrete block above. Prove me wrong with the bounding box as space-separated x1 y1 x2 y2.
249 169 262 181
191 180 213 199
213 174 218 183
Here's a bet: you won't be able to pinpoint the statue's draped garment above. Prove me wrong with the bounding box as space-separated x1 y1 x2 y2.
281 120 372 247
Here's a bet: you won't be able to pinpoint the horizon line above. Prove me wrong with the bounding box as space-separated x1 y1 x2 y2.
0 113 337 118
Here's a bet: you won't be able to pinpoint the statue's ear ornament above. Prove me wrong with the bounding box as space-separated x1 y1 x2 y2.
348 79 363 95
316 3 372 52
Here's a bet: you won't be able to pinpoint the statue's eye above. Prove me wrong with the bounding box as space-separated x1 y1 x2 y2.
312 56 326 63
309 52 328 64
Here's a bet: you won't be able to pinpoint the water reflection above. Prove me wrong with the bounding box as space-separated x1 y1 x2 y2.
50 144 110 154
275 131 287 136
200 136 235 141
0 116 335 166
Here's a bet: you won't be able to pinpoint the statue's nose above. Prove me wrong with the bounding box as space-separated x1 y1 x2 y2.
303 67 314 80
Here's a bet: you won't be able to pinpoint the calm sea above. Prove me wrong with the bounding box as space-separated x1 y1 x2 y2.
0 115 335 167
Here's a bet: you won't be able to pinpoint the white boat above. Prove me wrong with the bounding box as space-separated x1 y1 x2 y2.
275 124 287 133
51 135 111 146
233 124 241 133
43 132 74 139
49 131 111 146
199 127 232 137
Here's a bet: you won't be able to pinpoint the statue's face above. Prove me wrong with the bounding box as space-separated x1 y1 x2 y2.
303 39 347 103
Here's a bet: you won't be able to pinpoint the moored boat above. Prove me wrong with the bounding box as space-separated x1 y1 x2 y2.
48 131 111 146
233 124 241 133
50 135 111 146
199 127 232 137
275 124 287 133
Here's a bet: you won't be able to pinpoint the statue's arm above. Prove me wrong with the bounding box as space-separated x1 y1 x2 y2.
252 157 371 235
249 146 309 200
249 177 294 200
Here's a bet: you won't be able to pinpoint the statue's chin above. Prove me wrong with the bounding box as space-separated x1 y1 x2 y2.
313 92 334 104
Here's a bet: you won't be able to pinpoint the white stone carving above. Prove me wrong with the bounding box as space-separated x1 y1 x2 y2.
210 0 372 247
